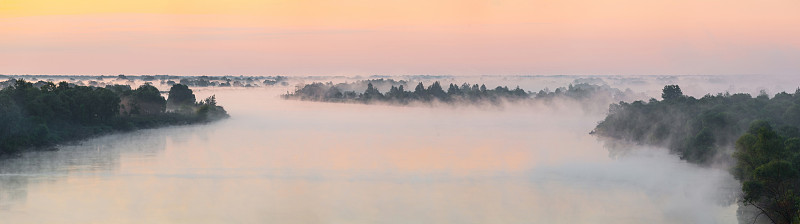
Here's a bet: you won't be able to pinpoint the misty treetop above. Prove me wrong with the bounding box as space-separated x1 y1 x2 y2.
283 79 641 106
0 80 228 156
166 84 196 113
594 85 800 164
284 80 526 104
332 78 408 93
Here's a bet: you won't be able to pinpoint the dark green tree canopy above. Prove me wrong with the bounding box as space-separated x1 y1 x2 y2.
661 85 683 100
167 84 196 107
0 80 227 156
132 84 164 103
128 84 166 115
734 122 800 224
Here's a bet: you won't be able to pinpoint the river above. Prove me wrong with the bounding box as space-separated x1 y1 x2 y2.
1 86 741 223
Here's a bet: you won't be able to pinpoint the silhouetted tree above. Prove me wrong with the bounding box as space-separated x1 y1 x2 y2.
167 84 196 112
661 85 683 101
363 82 383 100
447 84 460 95
127 84 166 115
427 81 447 100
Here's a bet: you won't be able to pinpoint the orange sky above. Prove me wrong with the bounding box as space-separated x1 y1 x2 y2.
1 0 798 76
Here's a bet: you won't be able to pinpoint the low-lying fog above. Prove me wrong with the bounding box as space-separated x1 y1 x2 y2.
2 75 797 223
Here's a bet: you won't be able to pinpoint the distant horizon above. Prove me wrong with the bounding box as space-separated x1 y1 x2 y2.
0 73 783 77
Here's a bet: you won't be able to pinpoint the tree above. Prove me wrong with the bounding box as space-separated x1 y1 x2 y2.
387 85 400 99
414 82 426 95
90 88 121 120
363 82 383 100
447 84 460 95
427 81 447 100
197 95 228 120
0 94 25 154
414 82 428 100
325 86 343 99
734 121 800 224
661 85 683 101
105 84 132 94
128 84 166 115
460 83 471 92
167 84 196 110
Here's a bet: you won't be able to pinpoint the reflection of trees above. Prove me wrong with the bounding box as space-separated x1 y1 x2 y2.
0 176 27 210
0 127 178 210
163 122 215 145
597 137 639 160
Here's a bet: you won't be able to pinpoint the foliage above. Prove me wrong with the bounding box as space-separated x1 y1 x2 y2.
282 80 635 107
0 80 229 156
594 85 800 164
125 84 167 115
661 85 683 101
196 95 229 121
734 122 800 224
166 84 196 113
284 80 528 104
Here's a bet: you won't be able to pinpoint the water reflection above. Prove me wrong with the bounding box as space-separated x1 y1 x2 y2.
0 123 216 211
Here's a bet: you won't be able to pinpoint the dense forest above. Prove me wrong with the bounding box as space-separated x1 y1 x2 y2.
0 80 228 156
283 79 643 107
594 85 800 223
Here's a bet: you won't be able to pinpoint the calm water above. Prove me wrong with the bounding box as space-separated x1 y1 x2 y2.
0 88 738 223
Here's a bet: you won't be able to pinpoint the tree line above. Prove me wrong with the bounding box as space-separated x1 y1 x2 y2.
593 85 800 223
283 80 637 106
0 80 228 156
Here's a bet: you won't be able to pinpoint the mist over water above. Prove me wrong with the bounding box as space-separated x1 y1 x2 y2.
4 75 795 223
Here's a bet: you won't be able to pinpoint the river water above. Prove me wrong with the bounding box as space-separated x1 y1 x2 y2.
0 87 740 223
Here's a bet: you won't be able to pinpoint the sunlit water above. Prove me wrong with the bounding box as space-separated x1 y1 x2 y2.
0 88 739 223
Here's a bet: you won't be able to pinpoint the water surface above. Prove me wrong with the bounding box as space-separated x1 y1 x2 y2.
0 88 738 223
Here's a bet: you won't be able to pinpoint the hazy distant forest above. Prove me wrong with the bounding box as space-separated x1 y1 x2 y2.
283 79 642 107
594 85 800 224
0 80 228 156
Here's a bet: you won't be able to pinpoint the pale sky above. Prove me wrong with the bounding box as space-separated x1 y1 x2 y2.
1 0 798 76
